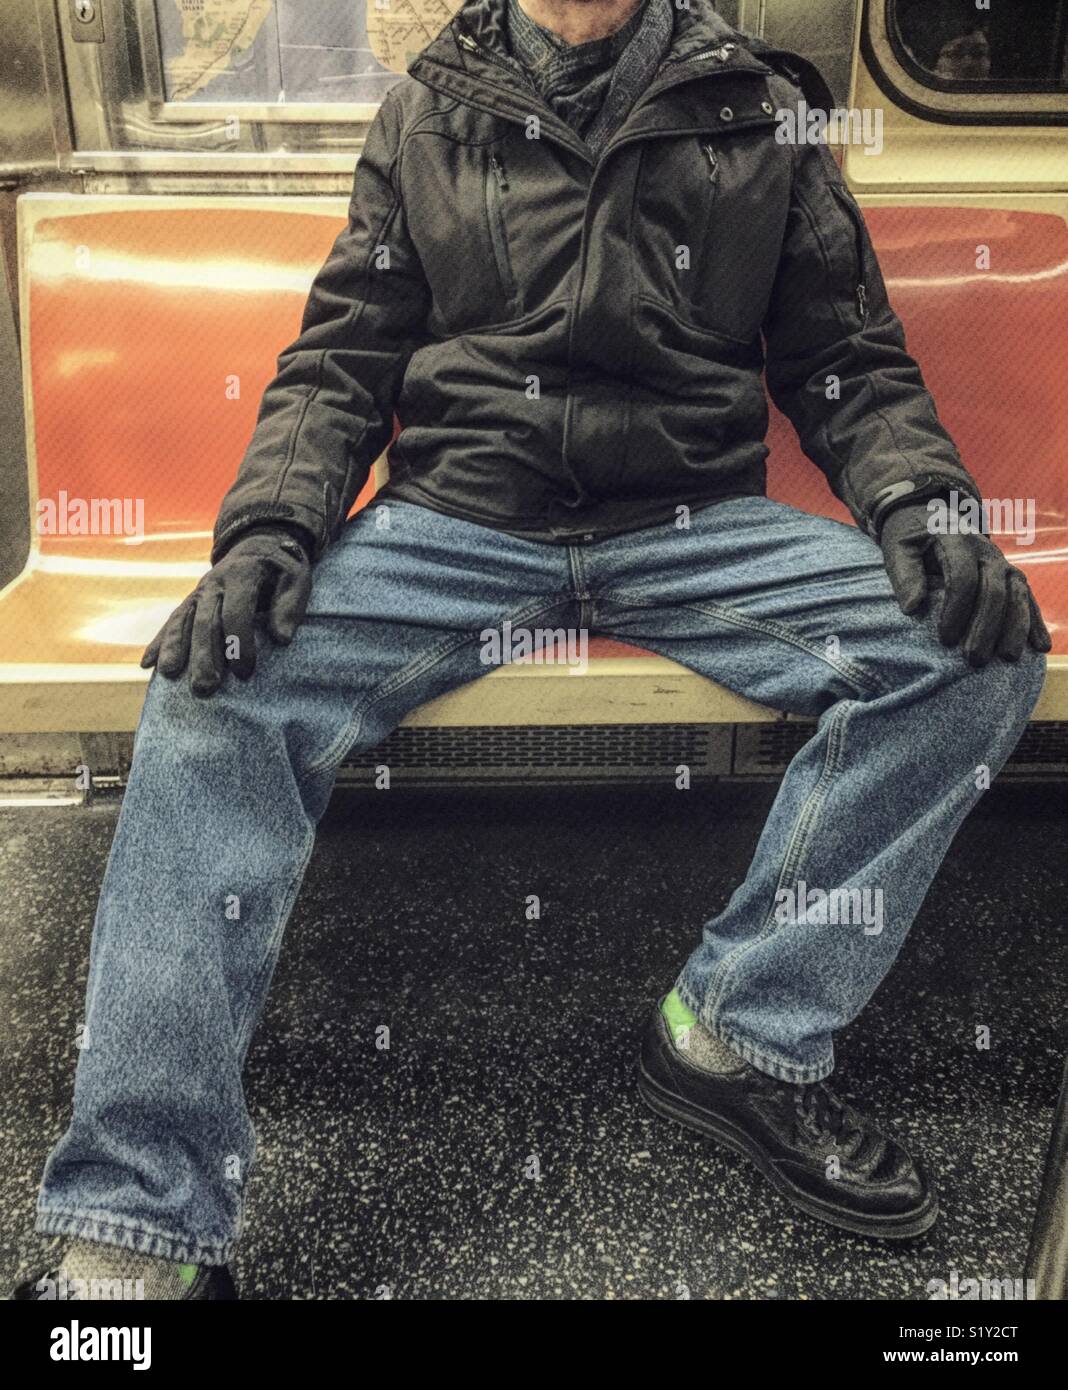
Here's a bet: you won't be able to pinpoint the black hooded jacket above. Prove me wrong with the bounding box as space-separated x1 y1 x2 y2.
211 0 980 562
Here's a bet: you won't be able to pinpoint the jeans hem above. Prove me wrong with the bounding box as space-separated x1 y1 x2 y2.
35 1208 232 1267
674 976 834 1085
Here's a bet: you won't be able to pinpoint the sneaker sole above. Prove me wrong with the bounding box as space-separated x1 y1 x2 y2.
637 1060 939 1241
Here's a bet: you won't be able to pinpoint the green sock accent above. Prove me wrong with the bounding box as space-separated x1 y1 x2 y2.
178 1264 198 1288
662 988 697 1044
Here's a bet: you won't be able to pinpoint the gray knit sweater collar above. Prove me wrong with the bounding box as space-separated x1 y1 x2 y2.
505 0 676 156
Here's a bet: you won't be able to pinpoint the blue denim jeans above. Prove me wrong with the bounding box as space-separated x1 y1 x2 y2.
36 497 1044 1264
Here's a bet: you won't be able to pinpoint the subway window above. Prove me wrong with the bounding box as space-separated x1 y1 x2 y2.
892 0 1068 90
152 0 461 107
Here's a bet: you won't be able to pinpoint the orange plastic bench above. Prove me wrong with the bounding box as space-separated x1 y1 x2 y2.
0 192 1063 733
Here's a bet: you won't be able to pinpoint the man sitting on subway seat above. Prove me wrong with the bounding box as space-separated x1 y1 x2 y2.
16 0 1049 1300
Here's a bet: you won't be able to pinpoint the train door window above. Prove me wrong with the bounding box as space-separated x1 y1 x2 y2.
891 0 1068 92
865 0 1068 123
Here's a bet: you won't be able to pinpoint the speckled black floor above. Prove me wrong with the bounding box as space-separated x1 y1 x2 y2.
1 779 1065 1300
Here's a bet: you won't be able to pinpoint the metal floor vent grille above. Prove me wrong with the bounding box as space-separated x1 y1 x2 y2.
1012 722 1068 769
734 721 1068 776
1 721 1066 798
340 723 731 783
733 722 817 773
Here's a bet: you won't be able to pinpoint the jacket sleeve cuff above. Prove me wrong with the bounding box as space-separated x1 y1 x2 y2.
211 500 328 565
863 473 984 542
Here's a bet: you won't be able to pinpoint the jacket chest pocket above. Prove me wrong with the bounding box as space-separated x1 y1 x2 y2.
698 139 721 206
639 129 790 343
828 181 870 327
484 151 518 305
688 139 722 286
402 139 525 333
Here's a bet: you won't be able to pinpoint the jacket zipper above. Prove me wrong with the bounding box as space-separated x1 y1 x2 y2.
829 182 869 325
442 27 772 504
485 152 517 302
669 42 739 67
686 142 720 311
702 141 719 188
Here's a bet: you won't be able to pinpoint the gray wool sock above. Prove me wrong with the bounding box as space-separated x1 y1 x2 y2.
663 989 747 1074
57 1238 202 1300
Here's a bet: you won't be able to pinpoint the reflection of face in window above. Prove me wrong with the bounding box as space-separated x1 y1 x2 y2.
935 28 992 80
898 0 993 80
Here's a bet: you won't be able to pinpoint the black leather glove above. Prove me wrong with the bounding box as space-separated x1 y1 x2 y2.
879 502 1051 667
141 525 313 696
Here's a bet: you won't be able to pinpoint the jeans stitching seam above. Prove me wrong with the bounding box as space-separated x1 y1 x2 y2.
37 1209 229 1254
703 699 853 1023
761 700 852 931
234 820 318 1061
305 595 574 777
598 592 886 697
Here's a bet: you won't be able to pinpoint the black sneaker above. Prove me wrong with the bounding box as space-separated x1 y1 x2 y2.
638 1003 938 1239
10 1265 239 1300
